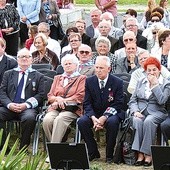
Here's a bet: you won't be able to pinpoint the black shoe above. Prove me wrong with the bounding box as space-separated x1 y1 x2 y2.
143 161 152 167
89 151 100 161
62 127 71 142
135 160 144 166
106 158 113 164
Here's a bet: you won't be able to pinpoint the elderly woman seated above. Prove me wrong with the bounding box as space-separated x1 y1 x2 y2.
32 33 59 70
92 36 117 74
129 57 170 167
43 54 86 145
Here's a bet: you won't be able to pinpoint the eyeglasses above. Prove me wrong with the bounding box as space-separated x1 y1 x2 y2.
151 19 160 22
79 51 90 55
126 25 137 28
70 39 80 43
152 31 157 34
18 55 31 59
38 30 48 33
124 38 134 42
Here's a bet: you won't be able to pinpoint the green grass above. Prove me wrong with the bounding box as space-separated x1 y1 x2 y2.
75 0 159 5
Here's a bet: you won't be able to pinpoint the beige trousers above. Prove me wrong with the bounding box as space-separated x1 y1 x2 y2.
42 110 78 142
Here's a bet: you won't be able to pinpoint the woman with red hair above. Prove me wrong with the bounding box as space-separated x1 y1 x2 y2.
129 57 170 167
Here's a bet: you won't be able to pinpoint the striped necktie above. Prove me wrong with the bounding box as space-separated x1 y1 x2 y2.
13 72 25 103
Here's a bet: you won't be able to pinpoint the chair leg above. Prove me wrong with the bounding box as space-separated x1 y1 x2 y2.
32 119 40 155
75 118 81 143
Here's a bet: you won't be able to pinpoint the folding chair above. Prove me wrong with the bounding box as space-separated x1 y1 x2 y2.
37 69 57 79
32 64 52 70
113 73 131 82
32 76 53 155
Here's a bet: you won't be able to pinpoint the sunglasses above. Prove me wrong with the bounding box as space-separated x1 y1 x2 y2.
151 19 160 22
152 31 157 34
124 38 134 42
79 51 90 55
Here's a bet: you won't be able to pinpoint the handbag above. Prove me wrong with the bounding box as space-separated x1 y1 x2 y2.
113 116 136 165
56 78 79 113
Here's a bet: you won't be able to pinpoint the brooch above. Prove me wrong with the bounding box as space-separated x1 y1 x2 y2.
108 89 114 102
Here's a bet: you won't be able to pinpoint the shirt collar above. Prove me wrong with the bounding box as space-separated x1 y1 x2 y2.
13 65 36 73
79 60 93 66
98 74 109 86
62 71 81 78
0 55 3 61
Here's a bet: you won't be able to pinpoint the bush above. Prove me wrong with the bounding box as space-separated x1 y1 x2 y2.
0 129 50 170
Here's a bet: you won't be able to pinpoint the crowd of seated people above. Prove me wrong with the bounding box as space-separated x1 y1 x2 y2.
1 0 170 167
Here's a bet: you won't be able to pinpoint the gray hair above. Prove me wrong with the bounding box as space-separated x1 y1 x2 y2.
61 54 79 69
95 36 111 51
34 33 48 46
38 22 50 32
126 17 139 27
138 50 149 58
17 48 32 58
100 12 114 23
123 30 136 40
90 8 102 15
78 44 92 52
98 19 112 29
95 56 111 67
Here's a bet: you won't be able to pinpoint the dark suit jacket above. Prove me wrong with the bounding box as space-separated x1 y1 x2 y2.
90 36 118 54
86 24 94 38
118 33 147 49
82 33 91 46
84 74 125 120
0 55 17 85
0 69 45 108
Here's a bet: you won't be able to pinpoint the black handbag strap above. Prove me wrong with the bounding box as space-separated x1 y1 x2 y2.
63 77 79 98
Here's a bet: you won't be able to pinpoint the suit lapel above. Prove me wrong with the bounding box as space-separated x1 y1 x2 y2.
80 66 92 75
12 71 19 89
25 72 36 88
102 75 111 104
0 55 7 75
93 76 101 97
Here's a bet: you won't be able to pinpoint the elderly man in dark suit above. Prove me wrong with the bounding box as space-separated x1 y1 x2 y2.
118 17 147 49
78 56 124 163
0 48 44 150
90 19 118 54
0 38 17 85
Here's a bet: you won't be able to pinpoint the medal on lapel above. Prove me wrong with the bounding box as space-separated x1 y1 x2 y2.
32 81 36 91
108 88 114 102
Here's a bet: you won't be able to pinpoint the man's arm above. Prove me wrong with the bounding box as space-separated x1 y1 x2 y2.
83 79 96 118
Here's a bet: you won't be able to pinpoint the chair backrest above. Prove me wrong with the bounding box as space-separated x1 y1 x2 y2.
113 73 131 82
56 65 64 75
44 76 53 100
37 69 57 79
32 64 52 70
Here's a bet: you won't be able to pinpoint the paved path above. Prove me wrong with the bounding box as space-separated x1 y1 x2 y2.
75 4 146 12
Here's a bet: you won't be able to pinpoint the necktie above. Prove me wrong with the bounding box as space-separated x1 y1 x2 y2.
14 72 25 103
100 80 105 100
100 80 105 89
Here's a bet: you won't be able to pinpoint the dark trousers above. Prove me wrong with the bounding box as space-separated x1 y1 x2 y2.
3 32 19 56
19 21 39 45
78 114 120 159
161 116 170 144
0 107 37 149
